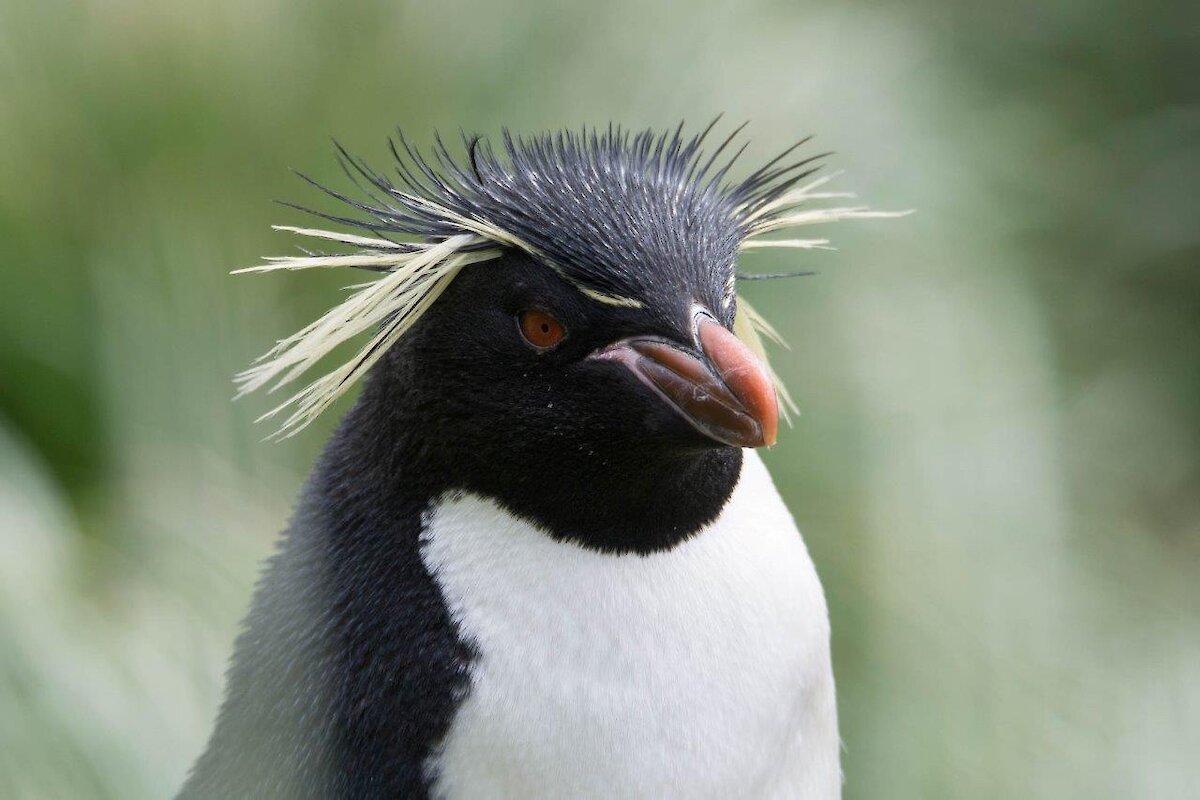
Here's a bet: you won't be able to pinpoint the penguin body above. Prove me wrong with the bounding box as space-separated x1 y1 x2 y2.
179 126 886 799
424 450 837 799
182 421 835 799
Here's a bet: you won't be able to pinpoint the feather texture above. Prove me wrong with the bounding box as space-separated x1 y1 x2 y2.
236 123 905 436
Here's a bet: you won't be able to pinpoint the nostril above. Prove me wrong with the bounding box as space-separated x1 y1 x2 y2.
690 305 718 345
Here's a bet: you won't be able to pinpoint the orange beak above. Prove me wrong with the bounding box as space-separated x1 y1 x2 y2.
593 316 779 448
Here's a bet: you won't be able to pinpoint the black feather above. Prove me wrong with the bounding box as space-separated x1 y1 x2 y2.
291 121 827 314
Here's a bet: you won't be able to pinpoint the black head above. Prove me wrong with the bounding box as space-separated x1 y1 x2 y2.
275 123 831 553
355 250 755 553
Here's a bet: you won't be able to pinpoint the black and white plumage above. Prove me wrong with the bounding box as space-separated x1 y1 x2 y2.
180 123 899 799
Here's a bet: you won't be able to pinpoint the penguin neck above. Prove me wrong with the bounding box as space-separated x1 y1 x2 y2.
315 370 746 556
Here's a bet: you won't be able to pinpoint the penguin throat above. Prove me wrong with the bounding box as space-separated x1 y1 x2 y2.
328 371 746 556
475 447 746 555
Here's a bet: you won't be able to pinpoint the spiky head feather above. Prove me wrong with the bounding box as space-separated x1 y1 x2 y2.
236 122 905 437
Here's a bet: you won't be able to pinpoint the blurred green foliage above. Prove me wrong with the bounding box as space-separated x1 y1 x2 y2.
1 0 1197 797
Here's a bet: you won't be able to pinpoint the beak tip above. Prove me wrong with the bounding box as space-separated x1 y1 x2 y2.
698 319 780 450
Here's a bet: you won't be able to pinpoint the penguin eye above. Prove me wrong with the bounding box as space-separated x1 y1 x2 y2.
518 309 566 350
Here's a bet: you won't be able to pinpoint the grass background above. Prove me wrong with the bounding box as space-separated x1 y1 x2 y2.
1 0 1197 796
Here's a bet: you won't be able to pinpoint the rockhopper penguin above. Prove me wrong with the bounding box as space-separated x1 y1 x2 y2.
179 123 900 799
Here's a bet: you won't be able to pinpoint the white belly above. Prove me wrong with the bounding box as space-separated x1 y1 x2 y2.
420 452 840 799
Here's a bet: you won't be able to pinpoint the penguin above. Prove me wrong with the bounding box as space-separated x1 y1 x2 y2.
180 124 897 799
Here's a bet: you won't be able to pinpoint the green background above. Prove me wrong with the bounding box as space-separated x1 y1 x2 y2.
1 0 1197 797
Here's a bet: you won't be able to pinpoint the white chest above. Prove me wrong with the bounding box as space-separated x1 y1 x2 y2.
420 452 840 799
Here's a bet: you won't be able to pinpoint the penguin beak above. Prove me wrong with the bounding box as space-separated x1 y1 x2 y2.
592 316 779 448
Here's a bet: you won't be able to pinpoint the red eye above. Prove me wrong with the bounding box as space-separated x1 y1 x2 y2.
518 309 566 349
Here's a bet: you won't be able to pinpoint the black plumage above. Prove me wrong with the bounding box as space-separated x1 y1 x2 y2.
293 121 825 311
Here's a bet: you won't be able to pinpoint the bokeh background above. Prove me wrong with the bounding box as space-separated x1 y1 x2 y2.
1 0 1197 797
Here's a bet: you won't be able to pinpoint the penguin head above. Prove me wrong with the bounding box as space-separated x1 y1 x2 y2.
238 124 898 550
364 245 769 551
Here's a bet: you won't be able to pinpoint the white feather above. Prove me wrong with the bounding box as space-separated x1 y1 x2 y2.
740 238 833 250
421 451 841 799
749 207 910 238
269 225 408 250
235 234 498 437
